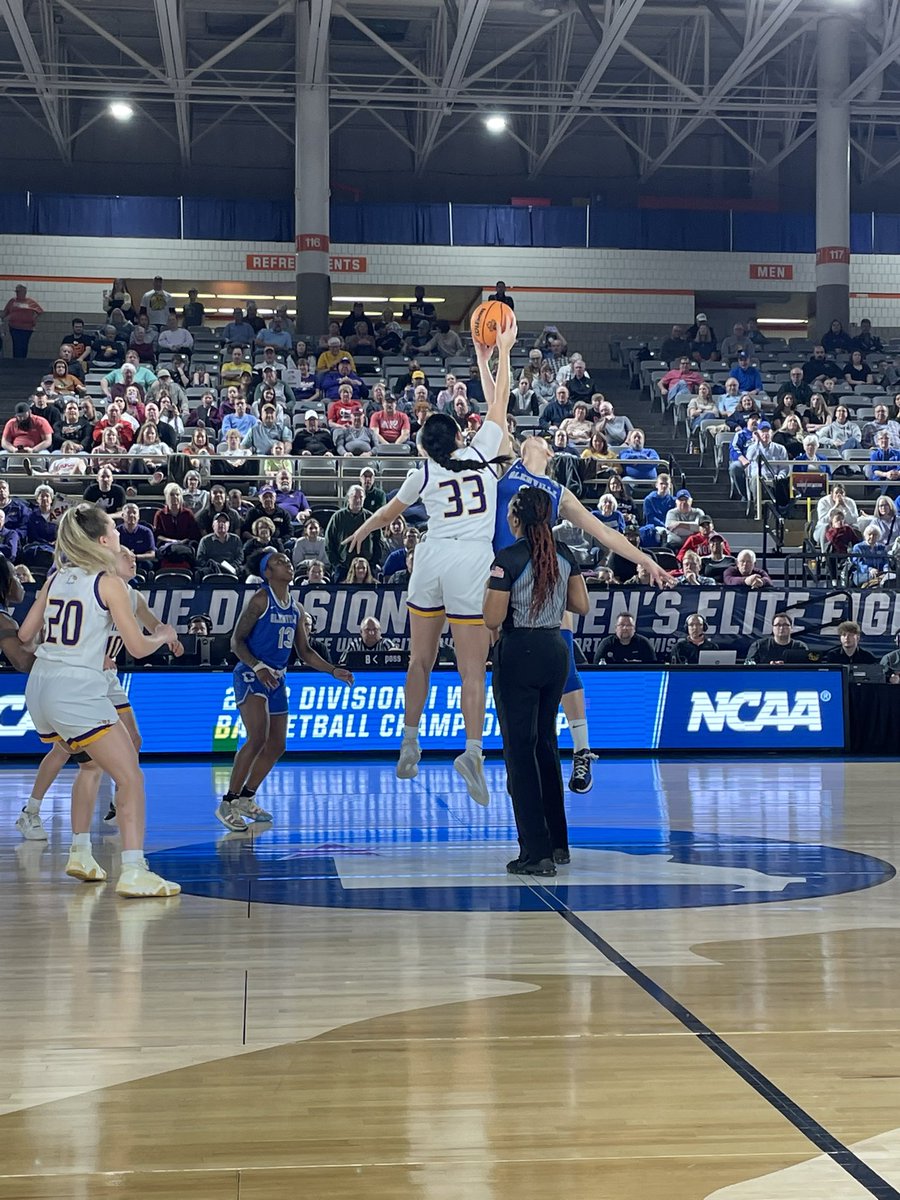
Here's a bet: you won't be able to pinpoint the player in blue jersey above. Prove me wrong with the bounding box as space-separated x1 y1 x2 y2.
494 437 673 791
217 550 354 832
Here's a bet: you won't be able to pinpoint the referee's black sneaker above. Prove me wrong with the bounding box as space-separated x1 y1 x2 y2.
507 857 556 877
103 802 117 824
568 750 594 793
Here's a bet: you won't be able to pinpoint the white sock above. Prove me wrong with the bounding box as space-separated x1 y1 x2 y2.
121 850 144 867
569 719 589 754
465 738 482 756
402 724 419 741
72 833 91 850
24 796 41 814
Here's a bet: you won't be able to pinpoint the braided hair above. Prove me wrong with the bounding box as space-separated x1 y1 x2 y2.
510 486 559 620
419 412 510 473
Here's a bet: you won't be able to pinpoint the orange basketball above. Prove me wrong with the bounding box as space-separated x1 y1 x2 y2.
470 300 510 347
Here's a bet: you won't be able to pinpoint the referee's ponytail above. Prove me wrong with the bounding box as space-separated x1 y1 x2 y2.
510 486 559 620
419 412 510 473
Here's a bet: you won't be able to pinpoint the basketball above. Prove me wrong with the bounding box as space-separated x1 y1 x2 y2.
470 300 510 346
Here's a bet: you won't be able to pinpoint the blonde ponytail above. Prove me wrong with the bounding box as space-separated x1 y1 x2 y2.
54 504 117 576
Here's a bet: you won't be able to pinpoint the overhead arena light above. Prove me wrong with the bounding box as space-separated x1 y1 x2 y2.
484 114 508 134
108 100 135 121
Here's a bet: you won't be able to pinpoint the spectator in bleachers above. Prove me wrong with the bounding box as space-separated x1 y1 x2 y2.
853 318 883 356
674 550 715 587
381 527 419 579
344 557 377 586
580 431 619 495
244 302 266 335
292 517 328 569
32 440 88 479
745 422 789 496
773 413 804 458
23 485 58 549
156 393 186 444
775 366 813 411
374 310 404 357
730 350 763 396
292 410 336 457
410 397 434 439
172 353 195 390
592 494 625 536
255 316 293 355
370 395 412 450
677 517 729 562
591 398 633 449
814 483 859 549
241 403 292 457
90 427 130 475
664 489 705 551
687 384 718 440
221 397 257 439
850 523 891 585
340 303 374 339
601 474 636 529
186 391 222 433
92 399 136 450
565 360 592 405
181 471 209 515
47 358 85 399
402 287 436 329
659 325 691 365
805 392 830 428
209 428 249 484
94 325 126 369
261 440 292 484
725 392 761 432
404 321 435 359
29 392 61 437
104 278 133 318
220 346 254 392
723 549 772 589
83 465 126 516
140 276 175 329
619 429 660 481
222 309 255 346
117 502 156 565
58 342 87 383
182 288 205 328
2 402 52 459
818 404 862 449
747 318 767 348
317 336 353 374
487 281 514 310
689 320 718 364
796 434 830 479
822 319 854 357
288 339 315 372
381 514 408 558
112 374 146 415
772 391 804 431
638 472 675 547
346 322 378 358
862 404 900 449
700 533 735 581
843 350 874 387
822 620 878 664
102 349 156 394
140 401 175 449
802 345 843 386
670 614 718 663
131 312 155 346
658 356 703 407
128 422 171 489
595 613 657 664
153 482 200 547
196 485 241 536
728 415 759 499
532 364 557 410
0 508 20 561
508 376 538 417
421 320 465 361
866 430 900 484
435 373 459 412
0 480 28 533
243 517 283 576
147 367 187 413
719 323 753 364
327 384 365 430
335 410 377 457
558 401 593 449
197 512 244 580
321 357 369 401
54 400 93 451
746 613 809 664
385 548 415 587
272 470 309 522
288 358 320 409
299 560 330 588
242 488 293 544
686 312 716 343
824 509 858 570
3 284 43 358
863 494 900 544
538 384 574 434
325 485 381 574
158 313 193 356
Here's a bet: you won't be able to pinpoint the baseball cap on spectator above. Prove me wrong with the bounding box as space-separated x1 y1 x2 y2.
258 486 276 496
695 312 708 323
213 511 231 525
339 355 351 363
157 367 172 378
411 370 426 380
262 365 277 373
709 533 725 543
15 402 30 415
304 409 318 421
758 420 772 430
467 413 482 428
699 516 713 526
675 489 692 500
737 350 749 359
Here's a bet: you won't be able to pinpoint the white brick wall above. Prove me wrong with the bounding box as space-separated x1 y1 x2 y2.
1 234 899 327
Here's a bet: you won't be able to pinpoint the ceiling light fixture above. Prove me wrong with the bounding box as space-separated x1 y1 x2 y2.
108 100 134 121
484 114 507 134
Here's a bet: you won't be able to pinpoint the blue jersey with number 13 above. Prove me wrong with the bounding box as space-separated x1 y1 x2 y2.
246 586 301 670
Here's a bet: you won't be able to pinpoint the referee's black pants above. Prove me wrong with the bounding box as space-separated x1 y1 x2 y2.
492 627 569 865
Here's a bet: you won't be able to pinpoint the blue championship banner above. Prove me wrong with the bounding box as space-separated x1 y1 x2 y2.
11 585 899 661
0 667 846 754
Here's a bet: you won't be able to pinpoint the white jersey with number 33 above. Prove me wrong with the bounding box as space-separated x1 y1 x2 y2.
396 421 503 543
34 567 113 673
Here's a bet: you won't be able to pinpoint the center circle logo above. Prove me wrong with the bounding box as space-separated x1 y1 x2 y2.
148 830 894 913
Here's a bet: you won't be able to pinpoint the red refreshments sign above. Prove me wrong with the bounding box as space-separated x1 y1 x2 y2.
749 263 794 280
245 254 367 272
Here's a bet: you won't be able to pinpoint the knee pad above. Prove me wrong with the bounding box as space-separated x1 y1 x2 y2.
559 629 583 696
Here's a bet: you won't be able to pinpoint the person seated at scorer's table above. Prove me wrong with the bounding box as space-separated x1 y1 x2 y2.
744 613 811 664
593 613 657 664
820 620 878 666
669 613 719 664
339 617 399 664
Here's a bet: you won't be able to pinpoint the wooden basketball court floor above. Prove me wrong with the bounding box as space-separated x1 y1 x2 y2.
2 754 900 1200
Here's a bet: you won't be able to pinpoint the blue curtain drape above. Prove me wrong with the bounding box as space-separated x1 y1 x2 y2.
452 204 531 246
731 212 814 253
873 214 900 254
330 203 451 245
182 197 291 241
529 206 586 247
850 212 873 254
31 194 180 238
0 193 30 234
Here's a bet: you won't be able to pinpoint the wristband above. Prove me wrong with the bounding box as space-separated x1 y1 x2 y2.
252 661 266 674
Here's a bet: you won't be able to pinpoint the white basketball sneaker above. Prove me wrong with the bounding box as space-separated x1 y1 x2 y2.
116 858 181 899
65 846 108 883
16 808 48 841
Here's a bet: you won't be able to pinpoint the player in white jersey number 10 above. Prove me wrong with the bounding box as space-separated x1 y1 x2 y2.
346 312 518 807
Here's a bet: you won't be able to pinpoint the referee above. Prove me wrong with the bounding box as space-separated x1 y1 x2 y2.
484 486 589 877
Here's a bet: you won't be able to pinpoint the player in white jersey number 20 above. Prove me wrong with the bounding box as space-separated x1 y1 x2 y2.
346 313 519 807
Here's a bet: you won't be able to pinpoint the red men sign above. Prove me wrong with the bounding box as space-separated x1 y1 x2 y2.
749 263 794 280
